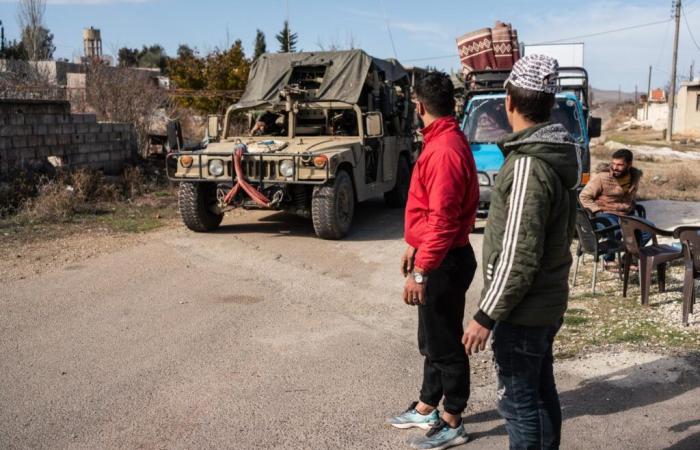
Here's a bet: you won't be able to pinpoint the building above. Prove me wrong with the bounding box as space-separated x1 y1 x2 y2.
636 87 669 131
674 80 700 136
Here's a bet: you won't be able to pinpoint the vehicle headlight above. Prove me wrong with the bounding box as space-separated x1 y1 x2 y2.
280 159 294 177
208 159 224 177
478 172 490 186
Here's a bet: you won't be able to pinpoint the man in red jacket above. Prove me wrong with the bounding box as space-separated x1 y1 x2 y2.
387 72 479 450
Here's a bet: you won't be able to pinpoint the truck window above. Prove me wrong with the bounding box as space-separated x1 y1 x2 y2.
464 97 583 143
295 108 358 136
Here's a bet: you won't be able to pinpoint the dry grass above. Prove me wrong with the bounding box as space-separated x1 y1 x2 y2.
590 144 700 202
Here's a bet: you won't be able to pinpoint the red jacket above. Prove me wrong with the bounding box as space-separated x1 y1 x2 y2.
405 116 479 272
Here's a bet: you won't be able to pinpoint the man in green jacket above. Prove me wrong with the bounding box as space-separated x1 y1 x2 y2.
462 54 580 449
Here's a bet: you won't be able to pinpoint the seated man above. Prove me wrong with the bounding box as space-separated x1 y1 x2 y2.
249 111 284 136
579 148 648 269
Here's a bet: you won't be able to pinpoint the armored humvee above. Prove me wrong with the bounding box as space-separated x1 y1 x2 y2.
167 50 417 239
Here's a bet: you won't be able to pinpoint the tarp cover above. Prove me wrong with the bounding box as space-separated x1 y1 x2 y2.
234 50 407 109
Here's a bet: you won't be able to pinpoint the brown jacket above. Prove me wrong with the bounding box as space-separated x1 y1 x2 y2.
579 165 643 215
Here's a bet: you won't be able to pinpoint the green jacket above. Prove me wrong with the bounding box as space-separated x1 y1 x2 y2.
474 123 581 328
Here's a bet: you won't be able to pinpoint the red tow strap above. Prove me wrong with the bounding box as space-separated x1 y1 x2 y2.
222 147 271 207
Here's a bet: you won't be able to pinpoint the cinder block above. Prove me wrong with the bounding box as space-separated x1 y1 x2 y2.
71 134 85 144
82 114 97 124
89 124 100 133
84 133 97 144
44 134 58 146
57 134 71 145
40 114 56 125
33 124 48 135
0 137 11 150
27 135 44 147
76 123 89 134
99 123 113 133
9 115 24 126
12 136 27 148
56 114 70 124
62 124 75 134
78 143 94 154
34 146 51 158
72 114 84 124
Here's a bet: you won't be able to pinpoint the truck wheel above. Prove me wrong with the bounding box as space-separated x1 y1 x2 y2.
178 182 223 232
384 155 411 208
311 170 355 239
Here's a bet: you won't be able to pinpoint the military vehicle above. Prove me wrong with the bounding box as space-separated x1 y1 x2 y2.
167 50 417 239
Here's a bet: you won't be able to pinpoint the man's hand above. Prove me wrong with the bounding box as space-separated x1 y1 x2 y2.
462 319 491 355
403 271 425 306
401 245 417 277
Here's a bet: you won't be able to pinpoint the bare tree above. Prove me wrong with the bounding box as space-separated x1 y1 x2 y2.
86 64 170 157
17 0 50 61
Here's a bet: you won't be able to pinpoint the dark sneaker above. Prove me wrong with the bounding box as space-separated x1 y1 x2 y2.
387 401 440 430
409 418 469 450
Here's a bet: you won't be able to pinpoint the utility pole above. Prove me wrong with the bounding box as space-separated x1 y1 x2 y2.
635 84 638 104
691 61 695 82
646 65 652 120
667 0 681 142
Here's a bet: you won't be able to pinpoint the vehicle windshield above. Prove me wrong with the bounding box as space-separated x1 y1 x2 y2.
463 97 583 144
295 108 359 137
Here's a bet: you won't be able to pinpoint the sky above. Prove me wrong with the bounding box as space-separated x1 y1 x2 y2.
1 0 699 91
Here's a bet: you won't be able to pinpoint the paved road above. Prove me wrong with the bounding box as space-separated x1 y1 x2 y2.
2 200 699 449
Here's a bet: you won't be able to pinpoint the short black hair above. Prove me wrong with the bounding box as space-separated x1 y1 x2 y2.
414 72 455 118
506 83 555 123
612 148 633 163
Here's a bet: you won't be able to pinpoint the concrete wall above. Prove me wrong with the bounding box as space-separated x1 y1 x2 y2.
675 82 700 136
636 102 669 131
0 99 136 177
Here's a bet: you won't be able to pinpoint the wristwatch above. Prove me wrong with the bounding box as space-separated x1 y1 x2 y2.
412 271 427 284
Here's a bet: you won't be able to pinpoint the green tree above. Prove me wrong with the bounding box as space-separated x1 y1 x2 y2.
117 47 139 67
137 44 168 71
276 21 297 53
177 44 194 59
254 29 267 59
168 41 250 114
20 25 54 60
0 39 27 60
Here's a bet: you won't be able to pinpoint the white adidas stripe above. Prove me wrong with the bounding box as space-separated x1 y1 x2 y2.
479 158 527 311
484 157 532 315
480 157 527 312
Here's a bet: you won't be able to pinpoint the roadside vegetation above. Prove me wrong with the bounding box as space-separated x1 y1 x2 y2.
0 165 178 244
556 251 700 359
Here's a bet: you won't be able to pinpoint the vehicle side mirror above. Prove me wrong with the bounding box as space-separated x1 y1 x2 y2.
207 115 221 141
364 112 384 138
588 117 602 138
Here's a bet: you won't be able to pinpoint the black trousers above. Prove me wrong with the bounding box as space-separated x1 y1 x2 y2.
418 245 477 415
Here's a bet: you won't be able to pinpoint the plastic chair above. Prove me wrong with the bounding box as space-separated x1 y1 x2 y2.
619 216 683 305
673 226 700 326
572 209 624 294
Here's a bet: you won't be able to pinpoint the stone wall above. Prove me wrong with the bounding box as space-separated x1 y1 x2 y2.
0 99 136 176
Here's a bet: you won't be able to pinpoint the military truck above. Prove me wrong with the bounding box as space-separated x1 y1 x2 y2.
167 50 416 239
461 67 601 217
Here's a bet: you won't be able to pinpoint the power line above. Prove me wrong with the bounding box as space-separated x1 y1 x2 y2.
379 0 398 59
682 2 700 51
403 17 674 63
530 19 671 45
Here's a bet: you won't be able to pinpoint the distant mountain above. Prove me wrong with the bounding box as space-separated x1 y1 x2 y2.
591 87 637 103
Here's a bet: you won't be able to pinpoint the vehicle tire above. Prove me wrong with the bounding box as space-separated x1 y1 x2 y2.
384 155 411 208
311 170 355 240
178 182 223 232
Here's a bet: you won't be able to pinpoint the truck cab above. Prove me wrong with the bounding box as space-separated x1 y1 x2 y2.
461 67 601 217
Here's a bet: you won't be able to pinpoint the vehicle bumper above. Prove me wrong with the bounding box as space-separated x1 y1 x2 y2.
166 151 331 185
478 186 492 218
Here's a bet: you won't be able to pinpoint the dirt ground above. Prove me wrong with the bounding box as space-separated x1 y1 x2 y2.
2 201 699 449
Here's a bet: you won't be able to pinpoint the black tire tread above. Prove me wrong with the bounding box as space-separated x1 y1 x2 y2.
178 182 223 232
311 171 354 240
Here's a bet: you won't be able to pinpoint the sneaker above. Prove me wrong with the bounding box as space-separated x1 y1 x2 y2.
409 418 469 450
387 401 440 430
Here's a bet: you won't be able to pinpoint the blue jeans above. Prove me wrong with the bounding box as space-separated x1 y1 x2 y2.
492 319 563 450
595 213 652 262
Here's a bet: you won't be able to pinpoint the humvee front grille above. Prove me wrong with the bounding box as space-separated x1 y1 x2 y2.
226 159 277 180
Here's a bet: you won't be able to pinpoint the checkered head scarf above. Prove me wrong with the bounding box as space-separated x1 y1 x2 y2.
504 54 560 94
